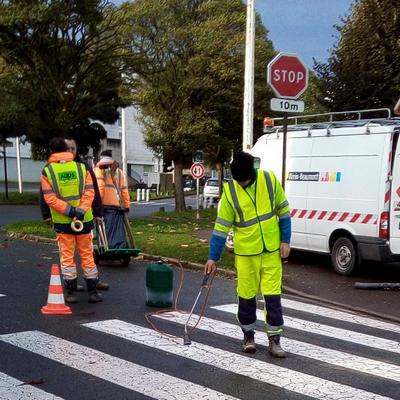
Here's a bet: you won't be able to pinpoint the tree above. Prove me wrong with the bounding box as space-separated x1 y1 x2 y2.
314 0 400 112
0 0 129 159
121 0 276 211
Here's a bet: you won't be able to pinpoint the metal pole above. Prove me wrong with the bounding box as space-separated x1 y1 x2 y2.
242 0 255 152
121 107 128 180
196 178 200 219
3 144 8 199
16 136 23 193
282 113 288 190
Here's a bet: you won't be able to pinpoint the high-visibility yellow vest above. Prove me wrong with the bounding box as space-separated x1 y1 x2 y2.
44 161 93 224
216 170 289 255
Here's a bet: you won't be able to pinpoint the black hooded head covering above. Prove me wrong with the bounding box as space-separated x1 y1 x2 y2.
230 151 255 182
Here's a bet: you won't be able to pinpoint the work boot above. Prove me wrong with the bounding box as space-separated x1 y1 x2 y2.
85 278 103 303
268 336 286 358
64 279 78 303
242 333 256 353
75 283 84 292
96 281 110 290
75 282 109 291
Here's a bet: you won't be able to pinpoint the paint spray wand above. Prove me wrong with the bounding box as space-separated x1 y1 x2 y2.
183 273 212 346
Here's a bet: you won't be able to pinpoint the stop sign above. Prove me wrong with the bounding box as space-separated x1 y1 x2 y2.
267 53 309 99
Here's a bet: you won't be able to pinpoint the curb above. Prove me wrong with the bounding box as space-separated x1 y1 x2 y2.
3 228 400 324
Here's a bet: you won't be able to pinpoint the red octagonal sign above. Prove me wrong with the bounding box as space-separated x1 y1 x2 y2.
267 53 309 99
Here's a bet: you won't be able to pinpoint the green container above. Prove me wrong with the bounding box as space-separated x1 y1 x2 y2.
146 261 173 307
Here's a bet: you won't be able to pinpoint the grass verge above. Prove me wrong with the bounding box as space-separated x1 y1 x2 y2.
3 208 235 271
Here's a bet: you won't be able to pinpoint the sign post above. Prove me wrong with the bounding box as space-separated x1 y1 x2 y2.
190 162 205 219
267 52 309 189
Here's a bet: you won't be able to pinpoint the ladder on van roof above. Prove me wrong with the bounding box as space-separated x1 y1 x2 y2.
263 108 400 133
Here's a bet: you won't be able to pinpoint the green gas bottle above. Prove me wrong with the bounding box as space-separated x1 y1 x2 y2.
146 261 173 307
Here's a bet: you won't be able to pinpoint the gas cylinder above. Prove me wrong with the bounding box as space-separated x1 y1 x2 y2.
146 261 173 307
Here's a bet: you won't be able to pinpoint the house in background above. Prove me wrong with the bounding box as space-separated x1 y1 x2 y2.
0 107 173 191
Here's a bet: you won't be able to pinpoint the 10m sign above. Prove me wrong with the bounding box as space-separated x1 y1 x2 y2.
270 98 304 113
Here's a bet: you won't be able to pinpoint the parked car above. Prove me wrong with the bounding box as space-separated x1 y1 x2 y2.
203 177 229 202
183 178 196 192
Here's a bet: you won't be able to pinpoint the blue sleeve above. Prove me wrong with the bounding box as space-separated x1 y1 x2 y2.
208 234 226 261
279 217 291 243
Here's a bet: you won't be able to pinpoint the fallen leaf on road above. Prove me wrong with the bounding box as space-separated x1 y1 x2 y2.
41 256 52 260
19 377 46 386
0 242 7 247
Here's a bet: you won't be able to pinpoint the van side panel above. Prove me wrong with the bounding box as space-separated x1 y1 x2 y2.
305 131 386 253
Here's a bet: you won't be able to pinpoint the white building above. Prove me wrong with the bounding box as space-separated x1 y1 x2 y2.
0 106 159 188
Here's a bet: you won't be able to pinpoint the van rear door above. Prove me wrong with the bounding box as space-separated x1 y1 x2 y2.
390 138 400 255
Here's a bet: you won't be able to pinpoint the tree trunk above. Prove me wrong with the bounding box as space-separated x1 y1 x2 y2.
216 161 224 197
173 160 186 212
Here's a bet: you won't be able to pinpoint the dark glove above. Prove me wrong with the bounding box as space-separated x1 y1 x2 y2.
68 206 77 218
75 208 85 221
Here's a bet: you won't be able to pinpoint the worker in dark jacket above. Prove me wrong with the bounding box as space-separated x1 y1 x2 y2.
39 137 109 291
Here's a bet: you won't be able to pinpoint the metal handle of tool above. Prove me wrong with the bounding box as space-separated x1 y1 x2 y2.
201 273 210 287
71 219 84 233
97 221 109 251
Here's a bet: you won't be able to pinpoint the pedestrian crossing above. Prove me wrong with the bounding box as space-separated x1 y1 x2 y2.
0 298 400 399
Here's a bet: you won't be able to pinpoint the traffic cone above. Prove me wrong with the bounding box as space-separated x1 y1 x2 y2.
41 264 72 315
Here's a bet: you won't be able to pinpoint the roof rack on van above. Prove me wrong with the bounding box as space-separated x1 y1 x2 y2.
263 108 394 133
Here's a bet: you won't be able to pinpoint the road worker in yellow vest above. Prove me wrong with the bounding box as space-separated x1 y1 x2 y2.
204 151 291 358
41 137 104 303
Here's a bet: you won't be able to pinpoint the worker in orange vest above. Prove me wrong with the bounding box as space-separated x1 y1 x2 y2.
94 151 131 249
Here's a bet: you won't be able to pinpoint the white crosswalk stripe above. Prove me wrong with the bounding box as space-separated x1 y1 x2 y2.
214 303 400 353
0 330 239 400
152 310 400 382
0 299 399 399
0 372 64 400
281 298 400 334
83 319 392 400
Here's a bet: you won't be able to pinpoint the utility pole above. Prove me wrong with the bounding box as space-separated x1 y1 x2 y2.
242 0 255 152
121 106 128 180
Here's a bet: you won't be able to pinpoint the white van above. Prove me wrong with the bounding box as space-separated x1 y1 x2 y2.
249 109 400 275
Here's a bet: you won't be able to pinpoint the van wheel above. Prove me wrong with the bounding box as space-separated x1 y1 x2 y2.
224 228 234 253
331 237 357 276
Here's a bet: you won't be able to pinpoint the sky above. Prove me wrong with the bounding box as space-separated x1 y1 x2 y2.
259 0 353 69
113 0 354 70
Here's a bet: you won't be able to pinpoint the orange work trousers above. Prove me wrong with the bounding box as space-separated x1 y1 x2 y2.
56 233 98 279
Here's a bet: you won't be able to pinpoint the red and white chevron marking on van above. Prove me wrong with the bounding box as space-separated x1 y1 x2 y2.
290 209 377 224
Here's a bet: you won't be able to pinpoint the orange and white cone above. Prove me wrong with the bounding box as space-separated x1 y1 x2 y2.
41 264 72 315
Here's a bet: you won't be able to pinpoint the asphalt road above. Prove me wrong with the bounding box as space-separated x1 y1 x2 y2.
1 203 400 399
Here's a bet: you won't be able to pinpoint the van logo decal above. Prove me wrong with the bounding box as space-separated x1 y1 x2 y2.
287 172 341 182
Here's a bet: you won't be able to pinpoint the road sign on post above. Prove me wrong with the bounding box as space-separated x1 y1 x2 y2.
267 53 309 190
267 53 309 99
190 163 205 219
190 163 205 180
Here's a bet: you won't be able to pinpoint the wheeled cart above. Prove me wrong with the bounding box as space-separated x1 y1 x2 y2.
93 211 140 267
